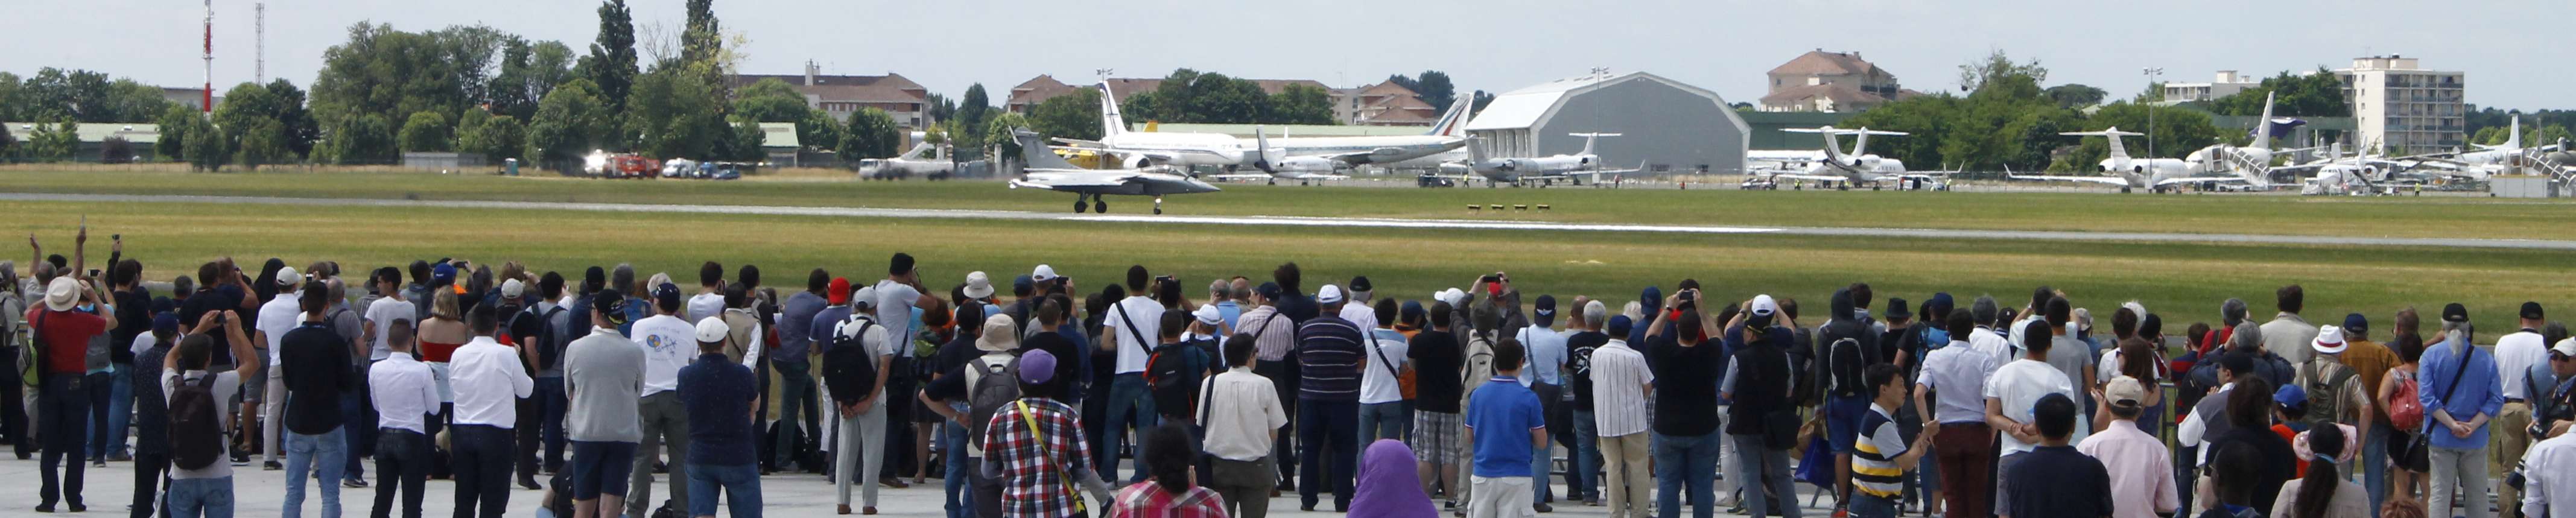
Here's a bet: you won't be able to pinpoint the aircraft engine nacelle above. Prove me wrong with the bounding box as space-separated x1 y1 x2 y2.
1123 155 1158 169
1439 162 1474 176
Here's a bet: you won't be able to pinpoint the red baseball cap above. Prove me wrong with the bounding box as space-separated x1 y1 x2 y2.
828 277 852 305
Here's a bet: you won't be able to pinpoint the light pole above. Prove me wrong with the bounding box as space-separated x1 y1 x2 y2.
2143 67 2163 158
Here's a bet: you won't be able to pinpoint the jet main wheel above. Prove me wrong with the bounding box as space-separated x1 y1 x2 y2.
1074 199 1088 213
1094 200 1108 213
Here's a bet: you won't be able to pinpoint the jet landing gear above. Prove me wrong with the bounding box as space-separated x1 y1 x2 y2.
1153 196 1166 215
1073 194 1108 213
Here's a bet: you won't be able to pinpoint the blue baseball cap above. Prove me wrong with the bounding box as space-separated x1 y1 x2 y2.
2274 384 2308 411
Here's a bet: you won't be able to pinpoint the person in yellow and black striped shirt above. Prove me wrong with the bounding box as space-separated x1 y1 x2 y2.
1853 364 1934 518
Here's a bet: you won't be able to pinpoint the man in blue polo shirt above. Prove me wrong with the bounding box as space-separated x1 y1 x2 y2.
1465 338 1547 518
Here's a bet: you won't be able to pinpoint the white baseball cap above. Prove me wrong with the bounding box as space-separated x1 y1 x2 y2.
1749 294 1780 316
501 278 526 298
1316 285 1345 305
852 286 878 309
1193 305 1223 326
274 267 302 286
1030 265 1059 282
694 316 730 343
1435 288 1466 306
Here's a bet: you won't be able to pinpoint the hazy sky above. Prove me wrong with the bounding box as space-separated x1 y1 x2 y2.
8 0 2568 112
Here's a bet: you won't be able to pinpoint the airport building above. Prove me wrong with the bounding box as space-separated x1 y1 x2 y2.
2161 71 2264 103
2333 55 2465 154
1757 50 1914 113
728 63 933 128
1464 71 1748 175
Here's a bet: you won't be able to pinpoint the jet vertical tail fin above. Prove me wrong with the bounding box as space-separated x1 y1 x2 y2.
1425 98 1472 137
1014 128 1087 171
1097 81 1127 138
1567 132 1621 156
1466 134 1490 164
1253 125 1282 173
2251 91 2277 150
2061 127 2146 160
2506 114 2523 150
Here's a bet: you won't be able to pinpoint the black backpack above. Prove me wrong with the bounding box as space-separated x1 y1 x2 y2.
1145 342 1208 417
527 305 568 371
1825 336 1870 397
823 318 881 404
168 374 225 470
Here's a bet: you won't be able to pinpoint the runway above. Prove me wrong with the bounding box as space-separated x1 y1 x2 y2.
11 192 2574 250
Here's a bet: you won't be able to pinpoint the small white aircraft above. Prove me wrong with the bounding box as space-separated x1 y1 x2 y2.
1205 126 1352 185
2008 127 2257 192
1006 129 1219 214
857 142 981 180
1439 132 1644 187
1752 126 1944 189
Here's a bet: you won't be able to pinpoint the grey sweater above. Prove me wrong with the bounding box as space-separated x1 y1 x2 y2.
564 327 647 443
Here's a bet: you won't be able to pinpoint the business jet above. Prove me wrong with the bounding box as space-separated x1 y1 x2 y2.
1208 127 1351 185
1005 129 1218 214
1439 133 1644 187
1244 98 1472 169
1751 126 1943 189
2008 127 2246 192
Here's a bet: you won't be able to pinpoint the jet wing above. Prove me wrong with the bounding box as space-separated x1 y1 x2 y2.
2008 174 2133 187
1017 171 1144 189
1204 173 1277 180
1771 174 1850 182
1313 148 1414 165
2152 176 2247 187
1050 138 1108 148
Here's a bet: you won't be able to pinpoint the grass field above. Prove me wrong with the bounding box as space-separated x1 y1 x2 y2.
4 194 2566 335
2 169 2572 240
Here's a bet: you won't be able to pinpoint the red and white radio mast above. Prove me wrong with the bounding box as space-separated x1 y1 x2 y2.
202 0 214 113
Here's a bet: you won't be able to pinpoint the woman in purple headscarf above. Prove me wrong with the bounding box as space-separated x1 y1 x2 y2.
1350 439 1439 518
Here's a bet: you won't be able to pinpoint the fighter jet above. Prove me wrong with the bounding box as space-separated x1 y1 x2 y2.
1006 128 1218 214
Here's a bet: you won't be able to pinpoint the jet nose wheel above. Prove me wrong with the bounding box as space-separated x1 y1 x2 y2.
1153 197 1165 215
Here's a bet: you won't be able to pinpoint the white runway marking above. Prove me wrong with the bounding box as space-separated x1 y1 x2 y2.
10 192 2574 250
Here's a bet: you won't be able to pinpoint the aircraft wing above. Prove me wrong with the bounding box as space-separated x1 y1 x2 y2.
1203 174 1277 180
1313 148 1413 165
1566 160 1649 178
1018 171 1144 189
1050 138 1108 148
1771 173 1850 182
2151 176 2244 187
2008 174 2132 187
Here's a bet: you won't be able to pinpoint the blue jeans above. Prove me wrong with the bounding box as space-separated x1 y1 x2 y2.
770 359 817 469
2366 420 2392 518
1359 402 1409 443
167 476 235 518
284 427 346 518
1730 433 1800 518
1533 442 1556 504
1849 492 1898 518
1572 410 1600 502
942 422 973 518
1655 431 1721 518
1103 373 1158 483
686 463 762 518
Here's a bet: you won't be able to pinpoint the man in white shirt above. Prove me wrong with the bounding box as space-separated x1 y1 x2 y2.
1339 276 1380 336
685 262 726 323
624 283 697 518
363 269 416 362
253 266 304 468
1201 335 1290 518
1097 265 1164 482
163 333 245 518
1917 311 1997 518
1359 298 1410 443
871 254 928 486
2075 376 2178 518
1983 320 2076 517
2493 302 2549 513
2260 285 2321 367
367 318 439 518
1968 296 2016 367
451 305 534 518
1588 315 1655 518
2520 339 2576 518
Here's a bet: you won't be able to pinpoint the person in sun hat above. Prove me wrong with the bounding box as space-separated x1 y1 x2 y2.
31 275 110 512
2297 325 2368 437
963 271 996 306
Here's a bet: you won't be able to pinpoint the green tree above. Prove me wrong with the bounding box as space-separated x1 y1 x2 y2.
398 110 454 152
624 65 726 159
525 79 611 168
584 0 639 110
234 118 289 170
1406 71 1457 112
183 116 231 171
212 81 315 163
2209 69 2349 117
1958 50 2048 94
1120 90 1162 123
730 78 810 122
0 122 13 160
100 136 133 163
317 113 397 165
795 110 843 152
728 118 766 162
1272 84 1336 125
311 23 471 130
455 109 527 160
2045 84 2107 108
15 68 109 122
680 0 722 67
102 80 179 122
1177 72 1268 124
1027 88 1103 142
27 120 77 162
154 105 198 160
841 107 901 159
923 93 956 125
982 112 1030 163
490 40 579 121
0 72 22 122
957 83 992 133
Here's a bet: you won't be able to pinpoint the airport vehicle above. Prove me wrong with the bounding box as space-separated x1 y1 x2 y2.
858 142 983 180
1441 132 1645 186
1006 129 1219 214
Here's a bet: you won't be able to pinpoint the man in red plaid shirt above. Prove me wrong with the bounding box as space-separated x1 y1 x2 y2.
982 349 1113 518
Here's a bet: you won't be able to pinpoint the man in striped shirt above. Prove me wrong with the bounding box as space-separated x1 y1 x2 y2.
1852 364 1933 518
1294 284 1367 512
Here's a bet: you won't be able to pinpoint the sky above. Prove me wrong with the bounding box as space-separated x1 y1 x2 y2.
7 0 2570 112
